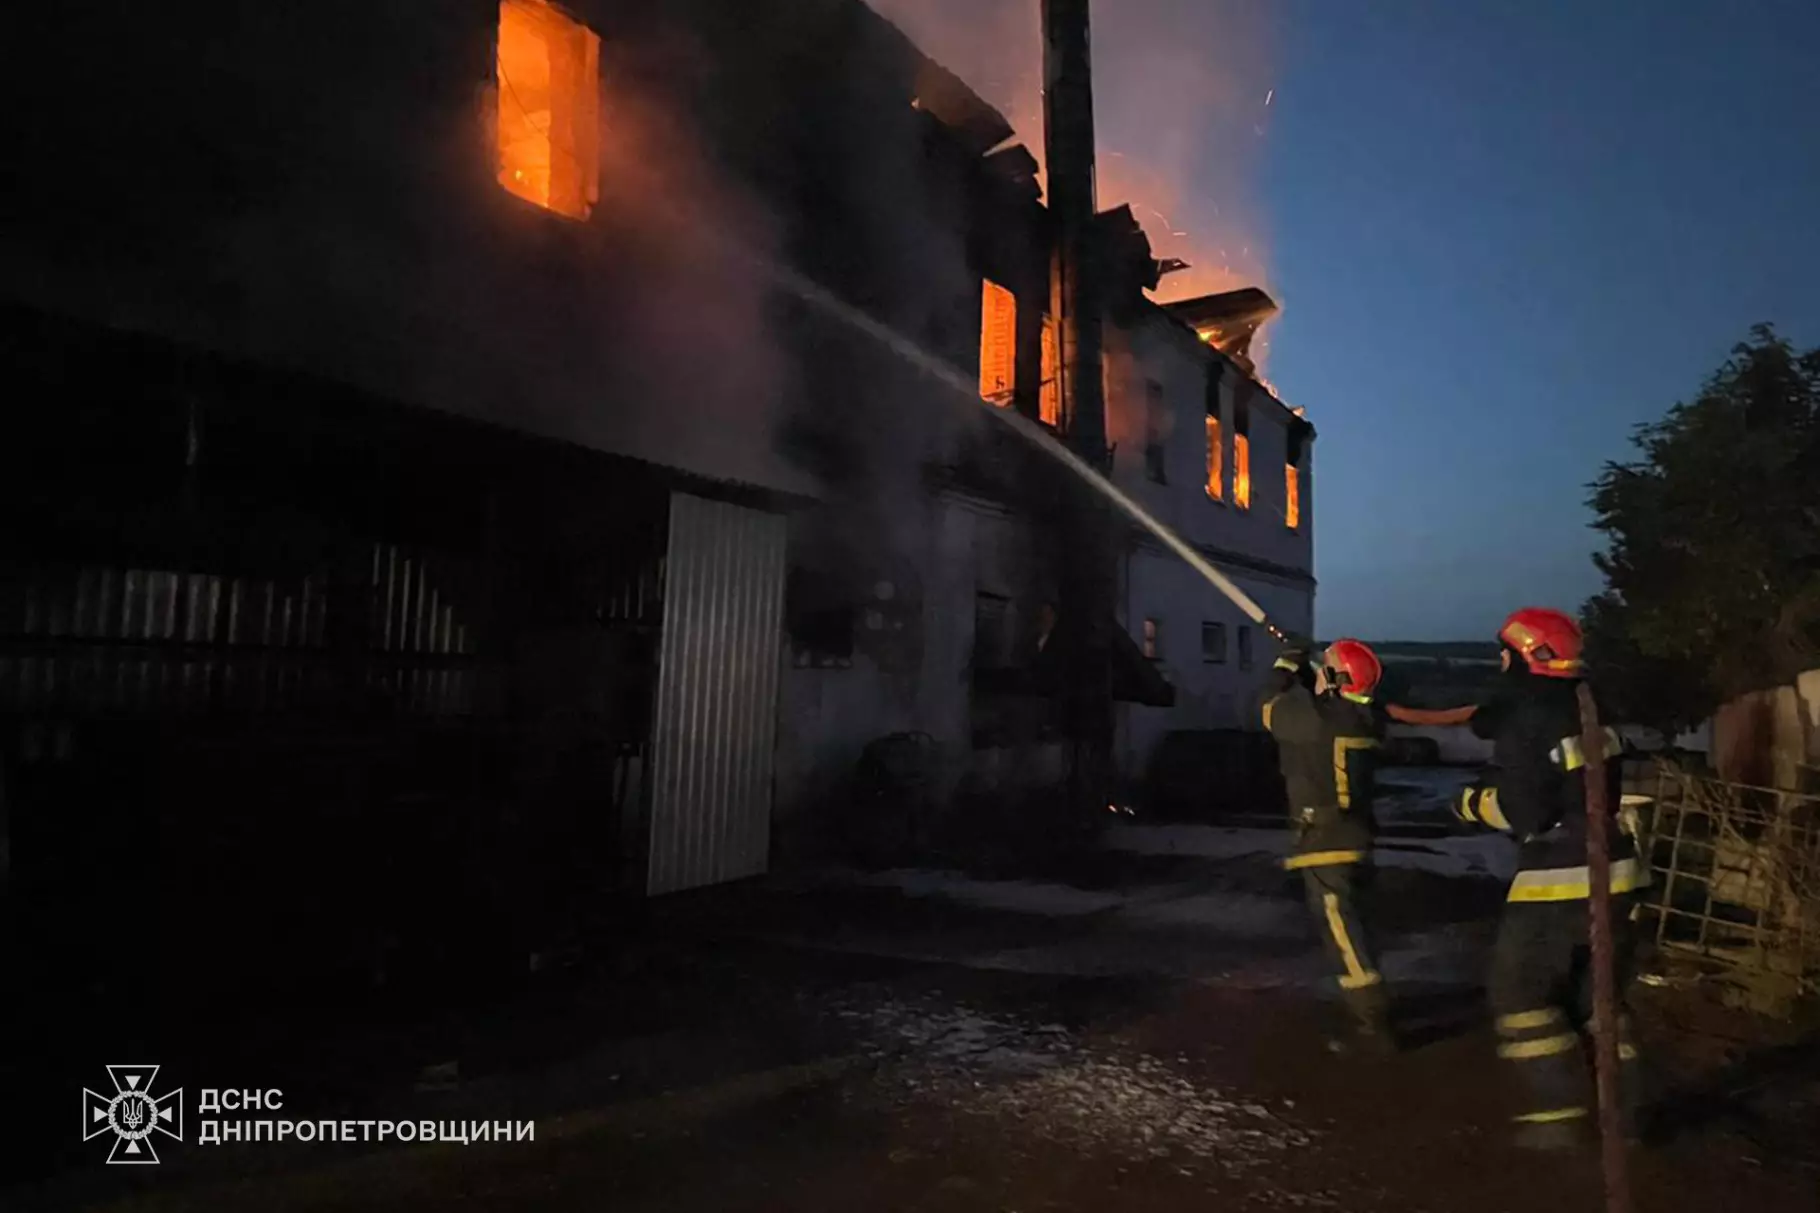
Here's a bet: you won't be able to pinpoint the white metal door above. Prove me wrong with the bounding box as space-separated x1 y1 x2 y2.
644 492 787 895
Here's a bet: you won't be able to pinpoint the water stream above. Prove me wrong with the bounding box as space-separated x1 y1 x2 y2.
751 254 1283 637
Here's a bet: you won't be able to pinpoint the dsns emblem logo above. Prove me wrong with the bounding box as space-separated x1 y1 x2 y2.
83 1065 184 1164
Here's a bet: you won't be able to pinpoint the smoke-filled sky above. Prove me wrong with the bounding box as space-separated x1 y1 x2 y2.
871 0 1820 640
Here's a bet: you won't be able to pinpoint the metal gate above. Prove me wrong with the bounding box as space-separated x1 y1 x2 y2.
645 492 788 895
1635 761 1820 1015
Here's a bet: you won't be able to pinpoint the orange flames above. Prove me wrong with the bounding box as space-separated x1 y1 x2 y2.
866 0 1279 371
979 279 1018 403
1040 315 1062 425
1232 432 1251 510
1204 414 1223 500
496 0 601 220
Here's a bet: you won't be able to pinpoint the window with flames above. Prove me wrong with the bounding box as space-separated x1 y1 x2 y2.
1040 315 1061 426
1205 415 1223 501
1232 394 1252 511
1204 360 1224 501
979 279 1018 405
496 0 601 220
1284 419 1309 531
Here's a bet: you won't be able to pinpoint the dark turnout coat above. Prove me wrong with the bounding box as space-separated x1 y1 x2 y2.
1262 677 1382 870
1455 674 1645 903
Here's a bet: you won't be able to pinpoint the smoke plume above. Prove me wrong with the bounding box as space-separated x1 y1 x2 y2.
865 0 1279 303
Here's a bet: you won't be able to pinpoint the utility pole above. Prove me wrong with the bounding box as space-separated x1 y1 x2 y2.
1041 0 1115 816
1042 0 1106 464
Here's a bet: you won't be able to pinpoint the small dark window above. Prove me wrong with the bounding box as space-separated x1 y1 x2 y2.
1201 621 1227 663
1238 624 1254 670
973 592 1013 671
1144 380 1167 483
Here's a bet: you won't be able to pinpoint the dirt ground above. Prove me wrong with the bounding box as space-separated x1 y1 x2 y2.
59 977 1816 1213
24 772 1820 1213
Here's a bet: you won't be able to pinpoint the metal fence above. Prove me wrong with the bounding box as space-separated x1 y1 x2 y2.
1 305 684 1007
1634 760 1820 1015
0 544 493 721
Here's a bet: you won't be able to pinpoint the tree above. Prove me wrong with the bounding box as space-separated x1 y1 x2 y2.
1584 324 1820 734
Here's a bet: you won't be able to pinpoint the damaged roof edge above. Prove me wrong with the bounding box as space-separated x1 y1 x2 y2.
865 6 1016 156
1126 295 1308 431
1164 287 1279 332
913 58 1015 154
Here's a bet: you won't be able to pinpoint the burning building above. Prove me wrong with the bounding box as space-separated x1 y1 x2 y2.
1104 286 1315 782
0 0 1313 1020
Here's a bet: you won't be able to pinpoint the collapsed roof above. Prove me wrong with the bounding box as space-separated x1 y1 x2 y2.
909 55 1014 156
1164 287 1280 376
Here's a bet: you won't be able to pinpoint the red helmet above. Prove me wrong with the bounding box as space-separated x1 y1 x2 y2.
1498 607 1583 678
1322 639 1383 703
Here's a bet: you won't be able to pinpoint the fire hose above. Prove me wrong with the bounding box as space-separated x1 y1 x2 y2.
762 239 1627 1199
747 251 1286 640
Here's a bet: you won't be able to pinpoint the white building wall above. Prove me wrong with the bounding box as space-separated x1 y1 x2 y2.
1119 548 1314 780
775 305 1321 819
1104 321 1314 576
1103 312 1317 786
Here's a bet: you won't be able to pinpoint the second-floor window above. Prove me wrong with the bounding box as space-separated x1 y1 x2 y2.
1144 380 1167 483
1142 617 1162 660
1205 414 1223 500
1232 395 1252 510
1237 624 1254 669
1204 360 1224 501
496 0 601 220
1039 315 1061 426
979 280 1017 404
1285 418 1308 531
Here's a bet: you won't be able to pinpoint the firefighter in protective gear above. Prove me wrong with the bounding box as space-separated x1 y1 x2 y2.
1253 632 1316 723
1262 638 1394 1052
1398 608 1647 1149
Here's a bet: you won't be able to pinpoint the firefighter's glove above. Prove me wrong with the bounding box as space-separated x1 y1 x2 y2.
1273 632 1316 673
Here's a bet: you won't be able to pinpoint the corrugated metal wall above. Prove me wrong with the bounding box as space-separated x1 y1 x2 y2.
645 492 788 895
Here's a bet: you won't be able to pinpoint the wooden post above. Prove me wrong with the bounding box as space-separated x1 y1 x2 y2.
1577 682 1633 1213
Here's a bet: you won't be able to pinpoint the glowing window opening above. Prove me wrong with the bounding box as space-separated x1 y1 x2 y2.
1233 433 1252 510
979 280 1017 404
497 0 601 220
1205 414 1223 500
1039 315 1061 426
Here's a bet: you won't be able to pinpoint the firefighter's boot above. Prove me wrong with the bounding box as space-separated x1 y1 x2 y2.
1510 1113 1589 1153
1326 984 1397 1057
1613 1013 1647 1143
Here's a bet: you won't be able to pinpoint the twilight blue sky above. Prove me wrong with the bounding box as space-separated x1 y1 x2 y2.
1261 0 1820 638
871 0 1820 640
